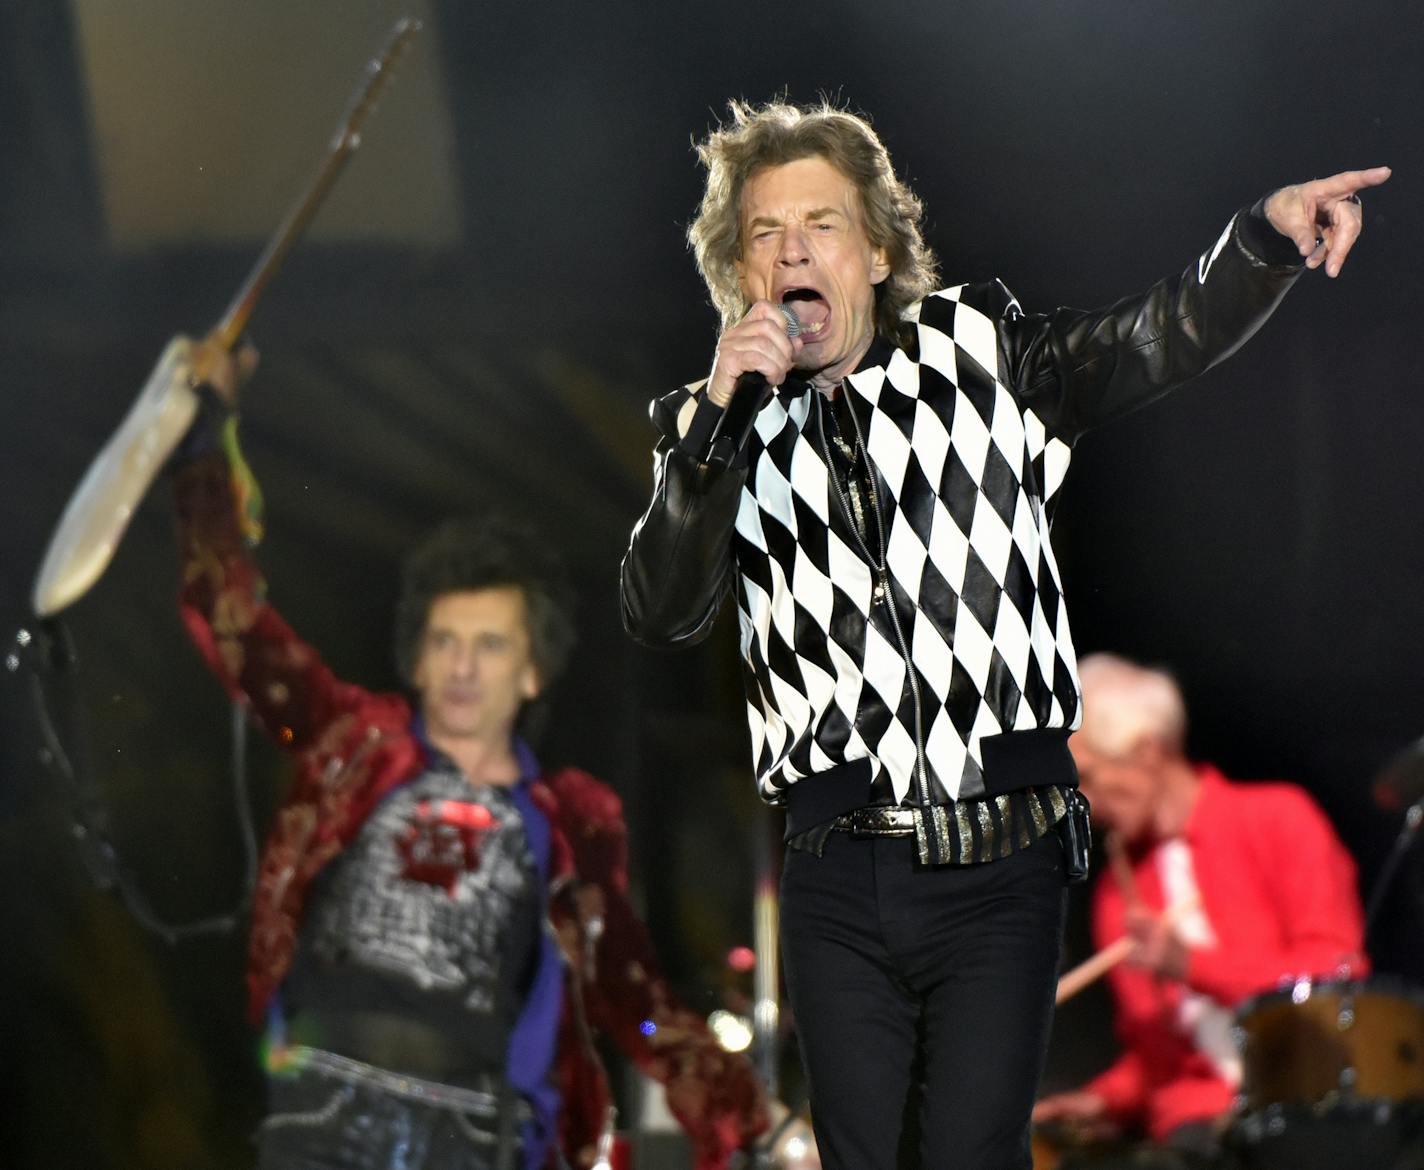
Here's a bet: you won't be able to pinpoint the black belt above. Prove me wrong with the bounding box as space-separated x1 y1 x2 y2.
829 788 1077 870
832 806 921 836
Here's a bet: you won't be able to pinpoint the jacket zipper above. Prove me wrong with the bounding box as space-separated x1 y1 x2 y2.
815 389 932 810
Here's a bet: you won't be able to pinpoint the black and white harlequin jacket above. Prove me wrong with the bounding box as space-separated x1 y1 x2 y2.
621 207 1302 832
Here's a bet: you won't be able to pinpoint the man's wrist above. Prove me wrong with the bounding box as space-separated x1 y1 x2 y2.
1239 195 1308 267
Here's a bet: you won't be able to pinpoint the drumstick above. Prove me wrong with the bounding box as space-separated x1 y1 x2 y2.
1055 936 1133 1004
1055 893 1200 1006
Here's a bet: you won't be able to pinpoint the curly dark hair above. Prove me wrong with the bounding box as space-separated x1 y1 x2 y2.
394 516 577 720
689 98 940 347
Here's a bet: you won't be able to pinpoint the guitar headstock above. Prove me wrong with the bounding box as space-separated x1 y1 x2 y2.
331 17 423 152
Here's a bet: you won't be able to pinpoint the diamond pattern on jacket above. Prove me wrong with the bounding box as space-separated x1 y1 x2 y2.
689 280 1082 804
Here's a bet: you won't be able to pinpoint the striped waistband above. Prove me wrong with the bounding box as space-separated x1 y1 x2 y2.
832 786 1071 866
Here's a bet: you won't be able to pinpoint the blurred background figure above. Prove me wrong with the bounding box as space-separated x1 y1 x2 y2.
161 337 773 1170
1034 652 1371 1169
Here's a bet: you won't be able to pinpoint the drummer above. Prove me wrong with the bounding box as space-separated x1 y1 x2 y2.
1034 652 1368 1158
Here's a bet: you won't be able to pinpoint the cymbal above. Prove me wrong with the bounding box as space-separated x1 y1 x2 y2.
1372 737 1424 811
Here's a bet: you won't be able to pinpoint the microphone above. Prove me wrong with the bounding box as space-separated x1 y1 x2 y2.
705 304 801 468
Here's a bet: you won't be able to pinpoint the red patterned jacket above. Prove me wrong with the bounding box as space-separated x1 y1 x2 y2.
172 450 768 1169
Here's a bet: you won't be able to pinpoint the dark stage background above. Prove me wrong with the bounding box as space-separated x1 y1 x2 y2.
1 2 1421 1166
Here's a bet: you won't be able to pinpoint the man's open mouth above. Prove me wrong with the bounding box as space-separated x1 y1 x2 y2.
781 288 829 337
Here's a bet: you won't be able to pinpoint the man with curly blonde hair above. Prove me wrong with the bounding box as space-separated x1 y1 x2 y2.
688 100 939 349
622 97 1387 1169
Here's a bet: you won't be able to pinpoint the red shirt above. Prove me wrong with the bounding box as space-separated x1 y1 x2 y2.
1087 765 1366 1140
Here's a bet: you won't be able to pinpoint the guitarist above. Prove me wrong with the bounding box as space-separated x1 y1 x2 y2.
164 338 777 1170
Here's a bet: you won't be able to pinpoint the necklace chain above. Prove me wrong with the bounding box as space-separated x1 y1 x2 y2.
817 389 884 570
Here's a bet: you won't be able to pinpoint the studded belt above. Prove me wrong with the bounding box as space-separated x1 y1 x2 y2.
832 806 921 836
828 788 1072 866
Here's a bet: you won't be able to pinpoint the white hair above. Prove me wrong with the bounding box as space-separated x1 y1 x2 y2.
1075 652 1188 758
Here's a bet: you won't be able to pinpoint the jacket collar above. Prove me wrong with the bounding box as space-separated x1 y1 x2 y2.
775 332 899 404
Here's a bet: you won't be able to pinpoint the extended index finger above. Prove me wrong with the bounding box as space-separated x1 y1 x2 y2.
1308 165 1393 199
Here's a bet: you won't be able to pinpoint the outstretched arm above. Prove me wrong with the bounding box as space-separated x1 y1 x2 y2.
1002 166 1390 444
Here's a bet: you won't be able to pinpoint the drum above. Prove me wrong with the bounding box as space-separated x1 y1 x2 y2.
1229 977 1424 1170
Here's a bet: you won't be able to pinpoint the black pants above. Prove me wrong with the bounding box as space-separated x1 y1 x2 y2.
781 829 1068 1170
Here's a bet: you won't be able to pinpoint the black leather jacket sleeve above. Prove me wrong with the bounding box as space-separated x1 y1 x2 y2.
620 389 744 646
1003 207 1303 444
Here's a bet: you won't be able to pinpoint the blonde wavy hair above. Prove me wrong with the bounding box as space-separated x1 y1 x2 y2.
688 99 940 345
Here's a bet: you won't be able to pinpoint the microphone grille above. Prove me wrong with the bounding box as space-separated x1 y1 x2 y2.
777 303 802 338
